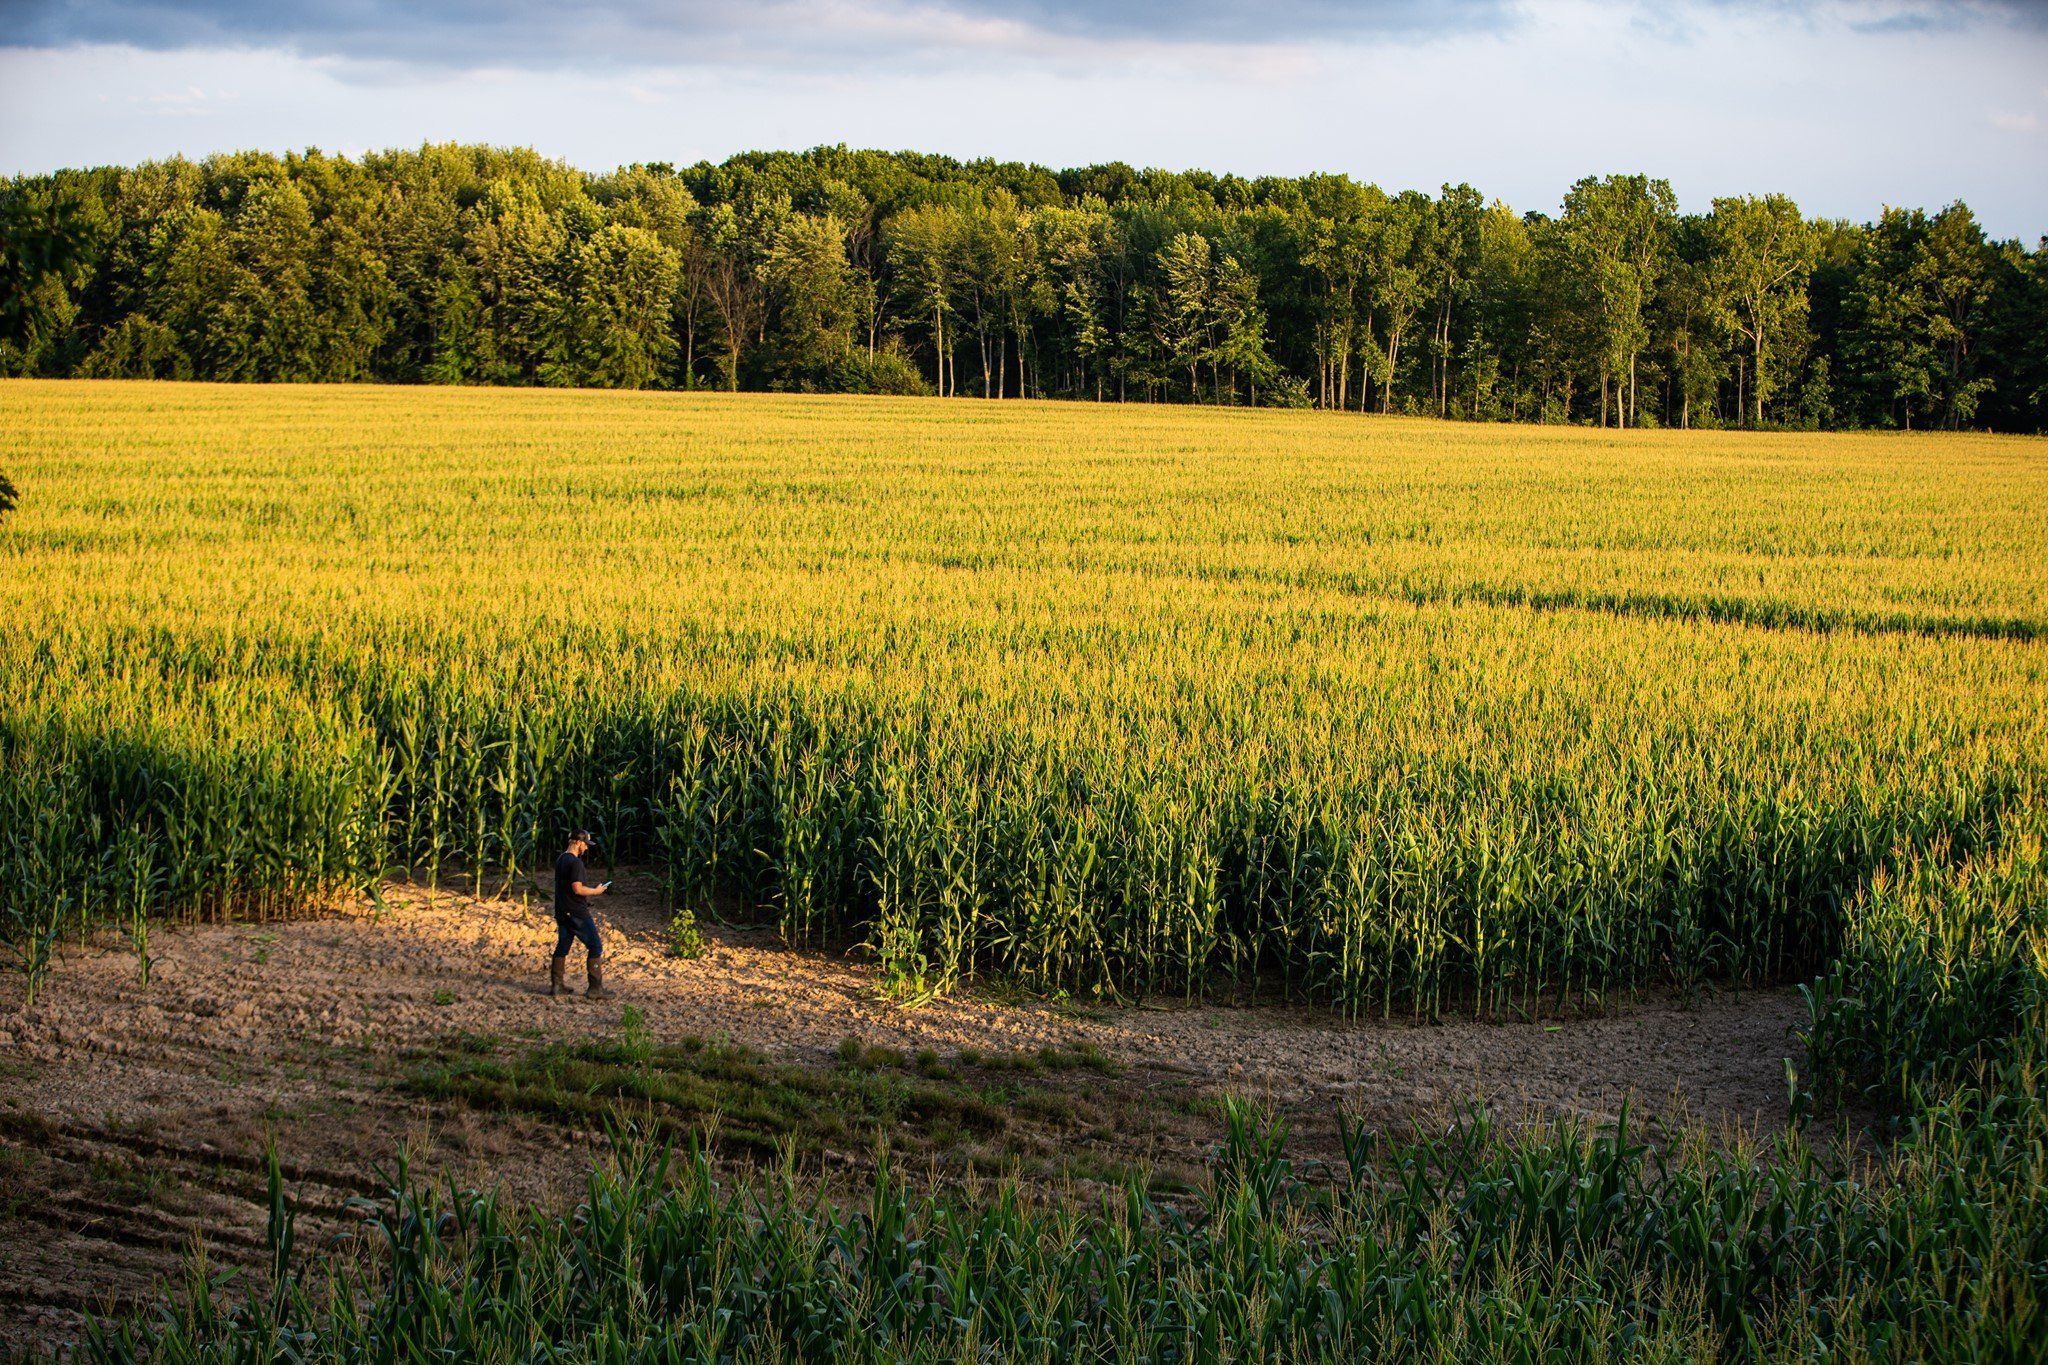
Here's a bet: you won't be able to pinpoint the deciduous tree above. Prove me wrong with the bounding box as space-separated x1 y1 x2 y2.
1706 194 1815 427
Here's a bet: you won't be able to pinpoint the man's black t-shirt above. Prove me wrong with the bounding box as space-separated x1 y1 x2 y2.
554 851 594 921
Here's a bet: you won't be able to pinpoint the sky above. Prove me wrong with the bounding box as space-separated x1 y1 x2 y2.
2 0 2046 237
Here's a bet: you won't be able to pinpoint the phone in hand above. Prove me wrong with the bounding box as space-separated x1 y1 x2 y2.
601 881 613 891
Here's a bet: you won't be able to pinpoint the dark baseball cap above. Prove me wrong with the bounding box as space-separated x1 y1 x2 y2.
571 830 597 845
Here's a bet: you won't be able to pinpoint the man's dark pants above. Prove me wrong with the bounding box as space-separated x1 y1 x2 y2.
554 911 602 960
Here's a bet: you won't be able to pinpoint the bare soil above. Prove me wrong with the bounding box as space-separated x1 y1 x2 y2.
0 870 1804 1353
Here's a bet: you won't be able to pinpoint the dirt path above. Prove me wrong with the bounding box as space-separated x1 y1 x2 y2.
0 870 1805 1350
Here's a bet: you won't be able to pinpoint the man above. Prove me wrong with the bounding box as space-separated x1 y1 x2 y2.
551 831 612 998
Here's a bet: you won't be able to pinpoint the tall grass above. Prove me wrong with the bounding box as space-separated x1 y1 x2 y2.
3 381 2045 1013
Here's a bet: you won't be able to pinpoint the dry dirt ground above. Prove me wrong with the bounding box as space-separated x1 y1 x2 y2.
0 870 1805 1353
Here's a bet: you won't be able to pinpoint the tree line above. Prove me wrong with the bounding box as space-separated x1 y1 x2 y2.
2 142 2044 431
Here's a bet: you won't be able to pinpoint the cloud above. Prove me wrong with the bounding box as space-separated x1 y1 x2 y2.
1989 109 2042 131
2 1 818 68
942 0 1513 42
6 0 2045 76
131 84 238 117
5 0 2047 237
0 0 1552 87
1715 0 2048 30
0 0 1527 73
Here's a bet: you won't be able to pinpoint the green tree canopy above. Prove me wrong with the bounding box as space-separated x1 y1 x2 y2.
2 145 2042 431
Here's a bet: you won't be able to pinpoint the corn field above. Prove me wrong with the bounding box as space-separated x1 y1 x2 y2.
3 379 2045 1013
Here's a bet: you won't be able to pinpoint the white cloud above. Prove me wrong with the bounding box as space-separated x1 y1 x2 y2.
1 1 2044 235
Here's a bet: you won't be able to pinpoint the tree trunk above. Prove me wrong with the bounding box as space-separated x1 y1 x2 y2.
1437 294 1452 418
1753 327 1765 428
683 299 696 389
1947 326 1963 429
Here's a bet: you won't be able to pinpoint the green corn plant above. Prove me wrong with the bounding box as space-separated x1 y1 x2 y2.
4 385 2046 1023
77 1065 2048 1362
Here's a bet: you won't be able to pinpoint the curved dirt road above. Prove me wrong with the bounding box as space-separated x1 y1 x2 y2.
0 870 1804 1350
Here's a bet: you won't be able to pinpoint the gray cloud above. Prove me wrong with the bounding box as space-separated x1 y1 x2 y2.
15 0 1516 71
940 0 1513 42
1 0 2041 72
0 1 790 67
1730 0 2048 31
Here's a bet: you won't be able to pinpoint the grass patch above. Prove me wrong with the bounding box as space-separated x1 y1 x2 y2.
955 1040 1119 1075
405 1030 1160 1184
404 1034 1080 1162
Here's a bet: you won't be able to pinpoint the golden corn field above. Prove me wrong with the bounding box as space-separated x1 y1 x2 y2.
3 379 2045 1014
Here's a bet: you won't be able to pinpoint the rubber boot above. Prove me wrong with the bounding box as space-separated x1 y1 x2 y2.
586 959 610 998
549 955 568 998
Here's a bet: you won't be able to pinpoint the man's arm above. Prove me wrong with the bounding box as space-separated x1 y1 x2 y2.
572 880 609 897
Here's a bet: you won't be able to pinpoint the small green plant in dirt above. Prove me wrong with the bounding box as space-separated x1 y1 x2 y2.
88 1153 171 1206
10 900 65 1008
835 1035 905 1070
872 910 936 1007
618 1004 653 1064
129 911 149 988
665 905 705 959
